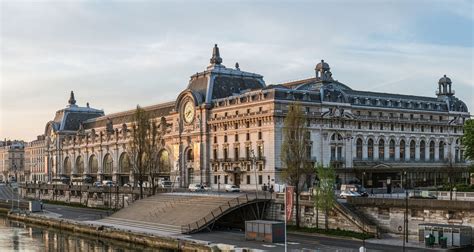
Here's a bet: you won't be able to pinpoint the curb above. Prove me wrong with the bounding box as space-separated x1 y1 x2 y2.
287 230 363 241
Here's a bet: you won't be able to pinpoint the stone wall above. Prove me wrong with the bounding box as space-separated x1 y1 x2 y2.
20 184 158 209
269 193 378 236
348 197 474 238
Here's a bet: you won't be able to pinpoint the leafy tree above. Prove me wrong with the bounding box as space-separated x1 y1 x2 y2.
281 102 313 228
314 163 336 230
463 119 474 161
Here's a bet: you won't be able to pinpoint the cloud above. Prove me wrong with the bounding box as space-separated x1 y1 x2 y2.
0 0 472 140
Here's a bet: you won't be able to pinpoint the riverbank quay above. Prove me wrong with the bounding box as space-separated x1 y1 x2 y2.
6 211 217 251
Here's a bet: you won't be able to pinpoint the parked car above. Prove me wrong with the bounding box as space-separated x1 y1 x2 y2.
225 184 240 192
123 183 132 187
102 180 116 187
93 181 102 187
159 180 173 188
188 184 204 192
339 190 361 198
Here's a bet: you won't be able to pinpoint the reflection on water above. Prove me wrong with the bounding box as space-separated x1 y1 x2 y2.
0 215 174 251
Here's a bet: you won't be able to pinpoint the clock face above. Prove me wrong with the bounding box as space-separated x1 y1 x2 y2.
183 101 195 123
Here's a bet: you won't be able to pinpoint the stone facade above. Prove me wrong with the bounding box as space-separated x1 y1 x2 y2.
24 135 47 182
0 140 25 182
24 45 469 189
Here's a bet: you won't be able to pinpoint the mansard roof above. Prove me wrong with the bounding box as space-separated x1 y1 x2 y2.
82 101 175 129
185 45 265 104
271 62 468 113
50 92 104 133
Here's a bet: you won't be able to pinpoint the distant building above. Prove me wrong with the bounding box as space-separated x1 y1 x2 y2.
27 45 470 189
0 140 25 182
24 135 47 182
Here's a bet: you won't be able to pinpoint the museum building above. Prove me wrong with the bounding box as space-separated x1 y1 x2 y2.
40 45 470 189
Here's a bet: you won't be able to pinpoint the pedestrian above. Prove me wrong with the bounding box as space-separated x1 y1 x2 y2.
269 185 274 193
262 183 267 191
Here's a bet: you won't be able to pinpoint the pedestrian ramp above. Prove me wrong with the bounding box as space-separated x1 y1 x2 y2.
99 192 272 234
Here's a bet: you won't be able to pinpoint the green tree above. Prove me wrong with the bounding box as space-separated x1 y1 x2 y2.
281 102 313 228
463 119 474 161
314 163 336 230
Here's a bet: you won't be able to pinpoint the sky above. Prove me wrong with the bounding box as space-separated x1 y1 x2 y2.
1 0 473 141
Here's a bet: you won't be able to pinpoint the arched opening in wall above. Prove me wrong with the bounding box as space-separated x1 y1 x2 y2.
378 139 385 160
103 154 113 181
399 140 406 160
63 157 71 177
158 149 171 179
356 138 363 159
439 141 445 161
188 168 194 185
389 140 395 160
409 140 416 160
367 139 374 160
429 141 435 161
186 149 194 163
89 155 99 182
75 156 84 176
119 152 131 186
420 141 426 160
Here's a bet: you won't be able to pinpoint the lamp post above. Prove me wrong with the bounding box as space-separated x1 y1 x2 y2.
403 170 408 251
250 149 258 194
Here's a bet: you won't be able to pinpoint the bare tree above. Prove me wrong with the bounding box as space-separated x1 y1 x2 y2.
129 106 150 199
281 102 313 228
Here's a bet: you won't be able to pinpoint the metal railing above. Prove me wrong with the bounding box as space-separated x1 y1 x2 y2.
180 191 272 234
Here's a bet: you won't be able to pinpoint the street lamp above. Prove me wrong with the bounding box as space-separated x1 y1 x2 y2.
250 149 258 194
403 170 408 251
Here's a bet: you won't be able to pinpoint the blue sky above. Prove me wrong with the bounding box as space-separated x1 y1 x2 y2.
1 0 473 140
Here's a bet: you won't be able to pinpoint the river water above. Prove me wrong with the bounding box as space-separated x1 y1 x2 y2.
0 215 173 252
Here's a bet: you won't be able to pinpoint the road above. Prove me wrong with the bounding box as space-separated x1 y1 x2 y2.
189 230 427 252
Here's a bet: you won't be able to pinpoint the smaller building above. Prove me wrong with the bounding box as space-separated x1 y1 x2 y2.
25 135 47 182
0 140 25 182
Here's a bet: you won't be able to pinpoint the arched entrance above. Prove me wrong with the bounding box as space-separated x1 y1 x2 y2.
119 152 131 185
89 155 99 182
103 154 113 181
63 157 72 176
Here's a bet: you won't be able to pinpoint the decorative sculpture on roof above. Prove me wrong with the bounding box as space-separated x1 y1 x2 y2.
68 91 76 106
315 60 334 83
106 118 114 134
210 44 223 65
77 122 85 135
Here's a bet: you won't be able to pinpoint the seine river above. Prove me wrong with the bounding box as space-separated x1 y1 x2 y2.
0 215 173 252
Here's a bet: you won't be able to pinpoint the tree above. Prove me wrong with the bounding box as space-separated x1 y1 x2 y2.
130 106 149 199
462 119 474 186
281 102 313 228
463 119 474 161
314 163 336 230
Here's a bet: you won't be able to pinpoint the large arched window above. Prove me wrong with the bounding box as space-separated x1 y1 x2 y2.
356 138 363 159
367 139 374 160
409 140 416 160
420 141 426 160
400 140 406 160
378 139 385 160
429 141 435 161
63 157 71 176
158 150 171 173
439 141 445 160
103 154 113 175
389 140 395 160
76 156 84 175
186 149 194 162
119 153 131 174
89 155 98 174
